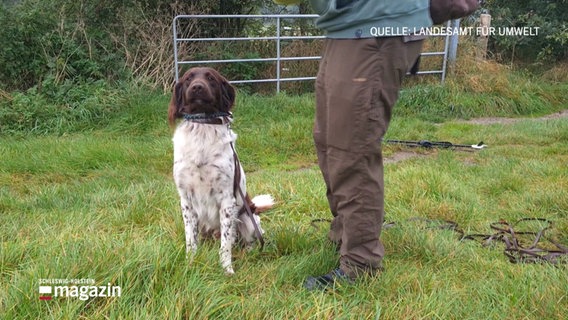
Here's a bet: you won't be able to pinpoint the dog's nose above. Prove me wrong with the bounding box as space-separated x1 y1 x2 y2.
191 83 203 92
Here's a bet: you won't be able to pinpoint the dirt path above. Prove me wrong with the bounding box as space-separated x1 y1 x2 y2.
458 109 568 125
384 109 568 164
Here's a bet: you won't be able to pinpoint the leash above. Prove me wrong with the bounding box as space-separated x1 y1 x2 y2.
385 139 487 150
310 217 567 264
461 218 568 264
400 217 567 264
230 142 265 250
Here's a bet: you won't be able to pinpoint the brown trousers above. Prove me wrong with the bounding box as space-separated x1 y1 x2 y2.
313 37 423 277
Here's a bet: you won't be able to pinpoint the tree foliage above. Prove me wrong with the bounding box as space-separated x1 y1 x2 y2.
485 0 568 63
0 0 566 93
0 0 264 92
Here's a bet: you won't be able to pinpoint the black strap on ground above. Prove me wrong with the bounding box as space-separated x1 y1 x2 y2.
460 218 568 264
385 139 487 150
310 217 567 265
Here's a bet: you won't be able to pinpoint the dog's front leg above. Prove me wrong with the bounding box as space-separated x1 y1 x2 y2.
219 197 237 275
180 197 198 260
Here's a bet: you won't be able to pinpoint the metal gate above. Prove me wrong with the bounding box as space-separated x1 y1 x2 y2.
173 14 455 92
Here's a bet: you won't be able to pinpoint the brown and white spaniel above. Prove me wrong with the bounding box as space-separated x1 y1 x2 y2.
168 67 273 275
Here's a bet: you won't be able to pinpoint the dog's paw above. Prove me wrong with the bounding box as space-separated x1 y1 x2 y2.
251 194 275 213
224 268 235 276
185 246 198 264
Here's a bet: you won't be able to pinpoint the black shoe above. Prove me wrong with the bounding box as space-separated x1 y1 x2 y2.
303 268 353 291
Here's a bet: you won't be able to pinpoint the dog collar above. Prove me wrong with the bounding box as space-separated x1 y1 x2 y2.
183 112 233 125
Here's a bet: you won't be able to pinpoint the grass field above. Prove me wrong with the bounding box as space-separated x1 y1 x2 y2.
1 66 567 319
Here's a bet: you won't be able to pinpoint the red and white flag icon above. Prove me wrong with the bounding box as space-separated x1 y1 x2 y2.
39 286 52 300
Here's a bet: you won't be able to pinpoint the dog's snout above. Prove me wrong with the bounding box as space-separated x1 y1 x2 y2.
190 82 204 92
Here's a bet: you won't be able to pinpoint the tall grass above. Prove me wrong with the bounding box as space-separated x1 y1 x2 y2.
1 68 567 319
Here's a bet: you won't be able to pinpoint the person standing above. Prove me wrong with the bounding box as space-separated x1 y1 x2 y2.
302 0 432 290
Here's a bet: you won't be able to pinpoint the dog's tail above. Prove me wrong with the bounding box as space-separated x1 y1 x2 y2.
251 194 274 213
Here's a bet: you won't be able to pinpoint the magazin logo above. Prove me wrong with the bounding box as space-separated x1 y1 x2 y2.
39 282 121 301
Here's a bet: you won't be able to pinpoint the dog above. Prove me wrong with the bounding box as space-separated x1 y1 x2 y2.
168 67 273 275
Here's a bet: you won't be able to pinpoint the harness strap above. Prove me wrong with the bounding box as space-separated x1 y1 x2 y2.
230 142 265 250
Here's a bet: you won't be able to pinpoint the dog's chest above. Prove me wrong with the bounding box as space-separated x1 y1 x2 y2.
172 122 236 201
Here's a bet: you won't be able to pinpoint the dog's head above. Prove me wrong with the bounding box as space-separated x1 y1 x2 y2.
168 67 236 126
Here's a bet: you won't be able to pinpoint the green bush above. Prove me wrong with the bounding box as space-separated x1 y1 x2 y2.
0 0 132 91
0 1 53 90
485 0 568 63
0 0 271 93
0 80 125 135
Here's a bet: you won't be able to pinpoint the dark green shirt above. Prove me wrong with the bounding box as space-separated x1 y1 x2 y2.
310 0 433 38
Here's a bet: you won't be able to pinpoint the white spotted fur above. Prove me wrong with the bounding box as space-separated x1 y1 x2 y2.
173 120 272 275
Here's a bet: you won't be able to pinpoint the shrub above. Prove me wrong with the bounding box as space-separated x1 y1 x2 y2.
485 0 568 63
0 0 269 92
0 80 125 135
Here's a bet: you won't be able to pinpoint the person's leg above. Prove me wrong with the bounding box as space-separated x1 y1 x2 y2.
314 40 336 213
314 40 343 246
308 37 423 288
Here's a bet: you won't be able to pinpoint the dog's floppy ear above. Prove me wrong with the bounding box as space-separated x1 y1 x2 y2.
168 81 185 127
220 79 236 112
